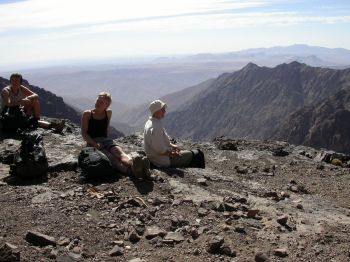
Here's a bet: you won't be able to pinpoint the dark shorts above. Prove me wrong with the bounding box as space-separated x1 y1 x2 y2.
88 137 118 151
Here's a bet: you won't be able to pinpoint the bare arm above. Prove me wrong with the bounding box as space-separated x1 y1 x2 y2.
81 110 100 149
106 109 112 137
170 143 180 152
21 86 39 100
1 87 22 107
1 86 38 107
1 88 12 107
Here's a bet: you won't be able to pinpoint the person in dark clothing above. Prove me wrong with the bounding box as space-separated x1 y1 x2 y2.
81 92 132 174
1 73 65 132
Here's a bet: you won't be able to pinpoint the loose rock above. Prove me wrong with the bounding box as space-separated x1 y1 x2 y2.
145 226 166 239
277 215 288 225
128 258 145 262
217 141 238 151
206 236 224 254
126 229 141 243
197 178 208 186
255 252 270 262
219 244 236 257
234 226 245 233
164 232 185 242
247 209 260 218
236 166 248 174
25 231 57 246
0 242 20 262
274 248 288 257
109 245 124 256
57 237 70 246
198 207 209 217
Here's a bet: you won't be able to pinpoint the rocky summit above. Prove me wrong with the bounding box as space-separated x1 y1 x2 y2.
0 122 350 262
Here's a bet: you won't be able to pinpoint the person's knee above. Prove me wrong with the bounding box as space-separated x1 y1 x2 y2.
31 97 40 105
26 97 39 110
110 145 125 157
108 146 130 163
122 157 131 166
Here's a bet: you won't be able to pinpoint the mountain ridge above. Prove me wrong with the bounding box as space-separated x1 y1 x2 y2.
114 78 216 133
163 62 350 153
273 88 350 153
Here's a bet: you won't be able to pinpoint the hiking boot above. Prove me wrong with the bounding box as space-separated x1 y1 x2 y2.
51 119 65 133
142 157 151 178
131 154 144 179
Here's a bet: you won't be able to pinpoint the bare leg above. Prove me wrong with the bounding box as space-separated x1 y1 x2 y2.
38 120 51 129
26 97 64 132
23 97 41 119
110 146 131 166
31 97 41 119
104 146 131 174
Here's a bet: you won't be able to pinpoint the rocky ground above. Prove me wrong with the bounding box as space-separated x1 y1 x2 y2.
0 121 350 262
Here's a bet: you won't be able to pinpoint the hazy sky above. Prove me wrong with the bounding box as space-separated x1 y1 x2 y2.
1 0 350 69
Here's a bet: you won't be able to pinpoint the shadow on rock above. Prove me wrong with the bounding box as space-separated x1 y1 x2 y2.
131 178 154 195
77 173 122 186
3 174 49 186
157 167 185 177
0 131 21 142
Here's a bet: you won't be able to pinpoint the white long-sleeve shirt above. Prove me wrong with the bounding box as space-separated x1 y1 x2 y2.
143 117 171 167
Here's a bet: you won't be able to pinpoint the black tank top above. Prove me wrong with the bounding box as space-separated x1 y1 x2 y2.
87 110 108 138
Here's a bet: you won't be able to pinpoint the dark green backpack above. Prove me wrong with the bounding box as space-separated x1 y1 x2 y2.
78 147 116 178
0 106 38 133
10 132 48 178
0 106 31 133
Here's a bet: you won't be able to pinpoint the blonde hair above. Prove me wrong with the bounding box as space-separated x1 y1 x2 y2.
98 92 112 106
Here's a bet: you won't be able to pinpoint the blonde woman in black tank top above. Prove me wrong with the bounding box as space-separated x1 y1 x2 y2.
81 92 132 174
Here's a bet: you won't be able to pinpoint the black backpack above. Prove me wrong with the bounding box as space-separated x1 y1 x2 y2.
78 147 115 178
10 132 48 178
0 106 32 133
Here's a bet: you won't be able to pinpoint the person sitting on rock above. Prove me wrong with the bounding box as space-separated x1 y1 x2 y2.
1 73 65 132
81 92 149 177
144 99 203 168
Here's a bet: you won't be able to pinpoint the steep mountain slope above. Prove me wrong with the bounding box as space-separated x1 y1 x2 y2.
164 62 350 144
23 65 225 109
115 78 215 133
273 88 350 153
0 77 124 138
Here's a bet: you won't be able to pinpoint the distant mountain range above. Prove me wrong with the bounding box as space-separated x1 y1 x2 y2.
160 62 350 153
159 44 350 68
2 44 350 152
0 77 124 138
7 44 349 129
